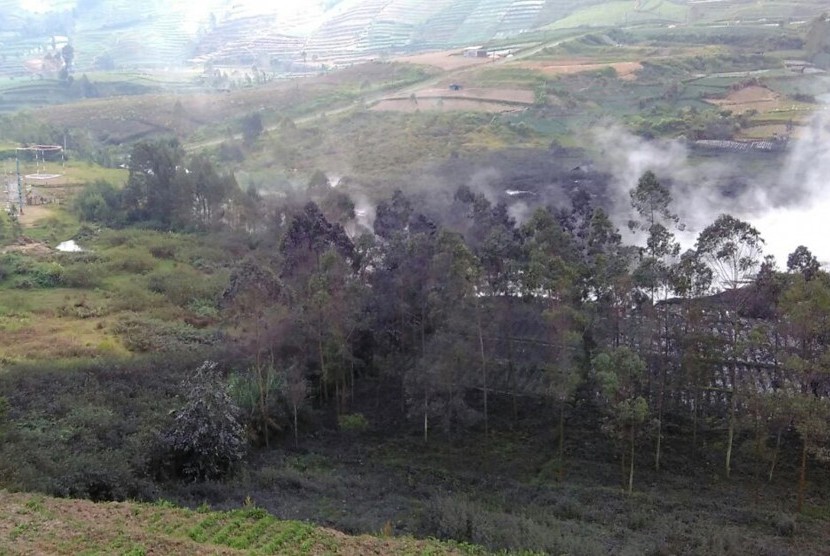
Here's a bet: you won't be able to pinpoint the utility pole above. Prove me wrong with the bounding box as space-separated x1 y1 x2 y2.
15 155 23 216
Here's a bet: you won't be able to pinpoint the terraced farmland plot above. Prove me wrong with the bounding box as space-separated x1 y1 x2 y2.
544 0 687 29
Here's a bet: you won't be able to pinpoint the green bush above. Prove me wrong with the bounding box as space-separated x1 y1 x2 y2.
107 282 166 312
20 262 64 288
72 180 123 225
60 262 104 288
338 413 369 432
146 268 224 307
106 248 157 274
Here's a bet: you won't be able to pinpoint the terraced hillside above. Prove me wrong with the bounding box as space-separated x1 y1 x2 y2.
2 1 829 72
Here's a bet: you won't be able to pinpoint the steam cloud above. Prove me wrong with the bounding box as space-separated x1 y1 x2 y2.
589 106 830 267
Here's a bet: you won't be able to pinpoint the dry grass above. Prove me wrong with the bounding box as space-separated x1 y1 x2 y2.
371 98 525 113
407 87 534 104
706 85 790 114
519 60 643 80
393 51 494 71
0 492 477 555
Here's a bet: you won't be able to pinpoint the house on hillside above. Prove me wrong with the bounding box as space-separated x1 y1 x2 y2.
463 47 488 58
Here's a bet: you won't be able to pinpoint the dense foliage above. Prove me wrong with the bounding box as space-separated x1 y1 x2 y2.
2 144 830 554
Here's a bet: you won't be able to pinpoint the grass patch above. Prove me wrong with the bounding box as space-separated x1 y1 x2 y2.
0 491 483 555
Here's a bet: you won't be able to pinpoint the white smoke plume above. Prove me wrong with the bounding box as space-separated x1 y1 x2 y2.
753 108 830 266
588 107 830 267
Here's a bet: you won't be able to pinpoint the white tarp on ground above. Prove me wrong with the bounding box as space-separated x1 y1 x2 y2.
56 240 83 252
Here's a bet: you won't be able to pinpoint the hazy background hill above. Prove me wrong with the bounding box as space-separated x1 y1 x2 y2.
2 0 823 72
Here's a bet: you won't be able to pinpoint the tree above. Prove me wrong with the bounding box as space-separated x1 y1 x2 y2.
522 208 583 474
230 360 284 448
787 245 820 282
696 214 764 477
61 43 74 72
593 347 649 494
241 112 264 145
779 268 830 512
72 179 122 225
628 171 681 472
156 361 246 482
123 139 185 228
285 362 309 447
696 214 764 291
668 249 713 453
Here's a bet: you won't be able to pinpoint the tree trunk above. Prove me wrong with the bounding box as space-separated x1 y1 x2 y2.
258 364 269 448
423 389 429 443
620 447 627 490
319 331 328 402
506 296 518 427
768 427 782 482
292 404 299 448
477 305 488 440
655 412 662 472
628 425 636 495
558 402 565 481
725 367 737 478
692 387 699 457
797 435 808 513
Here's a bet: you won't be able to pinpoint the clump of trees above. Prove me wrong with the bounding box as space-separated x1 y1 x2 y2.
16 156 830 514
74 139 245 231
212 167 830 505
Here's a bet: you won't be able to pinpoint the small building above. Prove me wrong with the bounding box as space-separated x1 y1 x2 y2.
463 47 488 58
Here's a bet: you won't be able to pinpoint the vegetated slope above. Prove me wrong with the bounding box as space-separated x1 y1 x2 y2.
0 491 479 555
30 62 433 144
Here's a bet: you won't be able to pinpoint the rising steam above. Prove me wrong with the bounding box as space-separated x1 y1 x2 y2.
589 106 830 267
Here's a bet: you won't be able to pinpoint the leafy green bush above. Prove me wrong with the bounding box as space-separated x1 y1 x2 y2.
16 262 64 288
105 247 157 274
338 413 369 432
72 179 123 225
146 268 225 307
107 282 166 312
60 261 104 288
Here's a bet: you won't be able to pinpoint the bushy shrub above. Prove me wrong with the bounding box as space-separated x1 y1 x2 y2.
148 241 177 259
60 261 104 288
72 179 123 225
150 361 246 482
422 495 605 555
49 452 156 502
146 268 224 307
114 314 217 352
107 282 166 312
338 413 369 432
773 513 796 537
24 262 64 288
106 248 157 274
